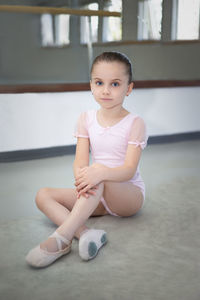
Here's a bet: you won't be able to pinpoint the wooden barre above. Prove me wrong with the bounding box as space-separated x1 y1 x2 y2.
0 5 121 17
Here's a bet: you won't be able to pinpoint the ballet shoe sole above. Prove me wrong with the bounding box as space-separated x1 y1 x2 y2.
80 232 107 261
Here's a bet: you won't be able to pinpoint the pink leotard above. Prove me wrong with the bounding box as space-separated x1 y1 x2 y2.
74 110 148 216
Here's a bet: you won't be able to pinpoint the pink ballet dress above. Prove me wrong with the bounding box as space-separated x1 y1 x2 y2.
74 110 148 216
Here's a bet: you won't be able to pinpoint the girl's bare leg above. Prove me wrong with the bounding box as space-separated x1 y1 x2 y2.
36 186 107 240
54 183 104 240
26 181 143 266
39 183 105 252
38 181 142 251
36 187 86 239
103 181 144 217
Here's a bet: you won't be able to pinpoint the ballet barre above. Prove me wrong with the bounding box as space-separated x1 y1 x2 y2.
0 5 121 17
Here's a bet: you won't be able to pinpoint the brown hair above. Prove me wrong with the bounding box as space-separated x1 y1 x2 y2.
91 51 133 84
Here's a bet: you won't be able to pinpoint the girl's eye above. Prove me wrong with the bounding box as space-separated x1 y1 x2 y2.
96 81 103 86
112 82 119 87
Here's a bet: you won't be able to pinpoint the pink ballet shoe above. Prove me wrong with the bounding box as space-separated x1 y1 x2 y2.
26 231 72 268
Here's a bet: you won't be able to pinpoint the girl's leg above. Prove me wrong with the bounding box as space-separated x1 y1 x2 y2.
36 187 86 239
102 181 144 217
26 181 142 266
26 183 106 267
39 181 141 254
35 187 107 239
39 183 105 252
53 182 104 240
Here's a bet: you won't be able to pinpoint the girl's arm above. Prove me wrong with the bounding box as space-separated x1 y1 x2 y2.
73 137 90 178
75 144 142 195
74 137 99 198
101 144 142 182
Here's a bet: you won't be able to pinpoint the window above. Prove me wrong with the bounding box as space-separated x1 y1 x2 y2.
137 0 163 40
41 14 70 47
80 0 122 44
55 14 70 45
102 0 122 42
176 0 200 40
41 14 54 46
80 3 99 44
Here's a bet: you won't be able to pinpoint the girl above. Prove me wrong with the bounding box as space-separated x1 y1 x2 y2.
26 51 148 268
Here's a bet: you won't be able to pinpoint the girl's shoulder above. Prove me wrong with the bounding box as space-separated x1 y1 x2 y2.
126 113 147 138
124 112 141 126
128 112 146 125
78 110 96 127
85 110 96 118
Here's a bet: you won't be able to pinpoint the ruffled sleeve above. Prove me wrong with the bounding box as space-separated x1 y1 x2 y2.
74 112 89 138
128 116 148 150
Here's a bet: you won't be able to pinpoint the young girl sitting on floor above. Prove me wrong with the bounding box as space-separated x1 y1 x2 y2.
26 51 148 268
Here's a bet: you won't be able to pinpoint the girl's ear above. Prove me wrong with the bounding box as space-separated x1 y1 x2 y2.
126 82 134 96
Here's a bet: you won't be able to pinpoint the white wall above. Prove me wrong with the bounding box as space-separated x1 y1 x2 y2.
0 87 200 152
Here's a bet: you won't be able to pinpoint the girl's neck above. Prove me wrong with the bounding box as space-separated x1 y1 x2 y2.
99 107 129 120
97 107 130 127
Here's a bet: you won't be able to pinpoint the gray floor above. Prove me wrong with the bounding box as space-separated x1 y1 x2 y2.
0 140 200 300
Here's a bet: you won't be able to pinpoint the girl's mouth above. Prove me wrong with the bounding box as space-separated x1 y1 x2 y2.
101 98 112 101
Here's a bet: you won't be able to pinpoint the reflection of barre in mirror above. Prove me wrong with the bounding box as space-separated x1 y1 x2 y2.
0 5 121 16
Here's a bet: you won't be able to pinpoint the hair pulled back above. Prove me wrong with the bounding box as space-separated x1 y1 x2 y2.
91 51 133 84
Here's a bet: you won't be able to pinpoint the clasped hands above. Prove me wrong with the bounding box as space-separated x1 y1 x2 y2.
75 163 105 198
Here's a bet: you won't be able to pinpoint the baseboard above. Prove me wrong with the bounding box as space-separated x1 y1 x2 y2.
148 131 200 144
0 131 200 163
0 145 76 163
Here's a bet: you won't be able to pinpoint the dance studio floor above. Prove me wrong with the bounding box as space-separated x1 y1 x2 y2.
0 140 200 300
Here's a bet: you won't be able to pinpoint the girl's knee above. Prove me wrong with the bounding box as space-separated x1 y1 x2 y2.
35 187 51 209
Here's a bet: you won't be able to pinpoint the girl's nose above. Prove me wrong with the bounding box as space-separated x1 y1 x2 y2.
103 85 110 94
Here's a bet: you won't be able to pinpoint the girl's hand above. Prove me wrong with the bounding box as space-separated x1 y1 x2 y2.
75 185 98 199
75 163 106 196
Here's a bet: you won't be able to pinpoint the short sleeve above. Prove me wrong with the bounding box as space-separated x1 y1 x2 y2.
74 112 89 138
128 117 148 150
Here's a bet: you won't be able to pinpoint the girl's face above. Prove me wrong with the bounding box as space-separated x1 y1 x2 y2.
90 61 133 110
